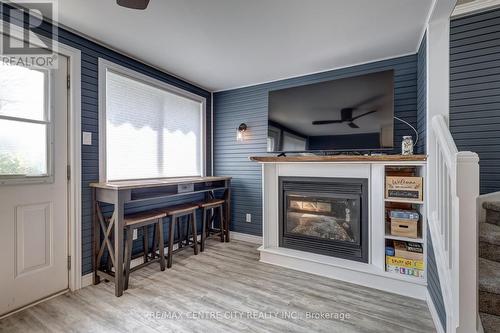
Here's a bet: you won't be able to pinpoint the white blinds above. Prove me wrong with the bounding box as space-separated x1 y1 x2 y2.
105 71 202 181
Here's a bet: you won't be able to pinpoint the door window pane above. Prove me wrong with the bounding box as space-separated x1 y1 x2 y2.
0 119 47 176
105 71 203 181
0 65 47 121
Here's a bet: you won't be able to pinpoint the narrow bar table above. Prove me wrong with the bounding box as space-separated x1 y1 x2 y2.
90 176 232 297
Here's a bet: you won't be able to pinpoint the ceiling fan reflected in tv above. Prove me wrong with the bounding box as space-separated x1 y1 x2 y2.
117 0 150 10
311 94 384 129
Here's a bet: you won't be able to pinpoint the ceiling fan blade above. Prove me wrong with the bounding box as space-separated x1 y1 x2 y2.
312 120 344 125
351 109 377 121
117 0 150 9
348 122 359 129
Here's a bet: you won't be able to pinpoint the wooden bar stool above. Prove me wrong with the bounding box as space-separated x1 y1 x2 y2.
123 211 167 290
198 198 227 252
159 203 199 268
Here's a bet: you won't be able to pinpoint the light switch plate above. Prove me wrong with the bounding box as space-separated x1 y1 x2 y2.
82 132 92 145
133 229 138 240
246 213 252 223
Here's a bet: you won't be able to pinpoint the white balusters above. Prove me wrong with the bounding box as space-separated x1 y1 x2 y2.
430 115 479 333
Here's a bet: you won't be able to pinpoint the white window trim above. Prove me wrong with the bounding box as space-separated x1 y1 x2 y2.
98 58 207 182
0 49 55 186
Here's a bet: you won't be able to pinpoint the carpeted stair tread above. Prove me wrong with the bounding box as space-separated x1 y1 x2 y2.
480 222 500 247
484 201 500 227
484 201 500 212
480 258 500 295
480 312 500 333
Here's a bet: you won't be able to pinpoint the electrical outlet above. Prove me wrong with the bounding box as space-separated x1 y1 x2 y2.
82 131 92 145
246 213 252 223
133 229 138 240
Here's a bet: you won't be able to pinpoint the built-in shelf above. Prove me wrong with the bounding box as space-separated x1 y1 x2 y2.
384 198 424 205
384 165 426 282
384 234 424 243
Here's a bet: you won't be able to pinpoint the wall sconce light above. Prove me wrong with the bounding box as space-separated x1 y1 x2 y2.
236 123 247 142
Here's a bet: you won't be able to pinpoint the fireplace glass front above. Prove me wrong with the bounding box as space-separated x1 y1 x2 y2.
279 177 368 262
286 194 360 244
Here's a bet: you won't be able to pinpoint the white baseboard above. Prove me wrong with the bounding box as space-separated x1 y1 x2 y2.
81 273 93 288
426 290 445 333
231 232 262 244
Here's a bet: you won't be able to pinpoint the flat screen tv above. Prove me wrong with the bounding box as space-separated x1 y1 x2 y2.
267 70 394 153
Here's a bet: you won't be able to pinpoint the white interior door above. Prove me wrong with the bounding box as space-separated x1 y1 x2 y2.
0 55 69 316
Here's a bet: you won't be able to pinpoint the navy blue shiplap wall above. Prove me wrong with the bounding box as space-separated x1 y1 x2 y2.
417 34 427 155
450 8 500 194
428 229 447 330
1 4 212 275
214 55 421 236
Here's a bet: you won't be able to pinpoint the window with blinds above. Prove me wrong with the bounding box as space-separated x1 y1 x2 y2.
102 65 204 181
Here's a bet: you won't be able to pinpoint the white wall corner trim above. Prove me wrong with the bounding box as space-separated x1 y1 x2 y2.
426 290 446 333
0 22 83 292
66 43 83 292
452 0 500 17
231 232 262 245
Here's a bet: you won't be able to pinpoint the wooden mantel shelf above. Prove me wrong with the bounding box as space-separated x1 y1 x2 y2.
249 155 427 163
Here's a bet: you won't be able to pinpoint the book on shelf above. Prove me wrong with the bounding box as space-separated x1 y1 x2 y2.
386 264 424 278
393 240 423 261
389 210 420 221
386 255 424 270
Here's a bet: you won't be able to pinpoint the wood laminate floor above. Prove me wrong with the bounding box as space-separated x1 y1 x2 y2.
0 240 436 333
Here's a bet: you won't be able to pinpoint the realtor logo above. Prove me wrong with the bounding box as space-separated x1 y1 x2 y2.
0 0 58 67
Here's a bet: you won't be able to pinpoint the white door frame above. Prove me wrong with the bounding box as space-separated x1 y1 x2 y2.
0 23 83 292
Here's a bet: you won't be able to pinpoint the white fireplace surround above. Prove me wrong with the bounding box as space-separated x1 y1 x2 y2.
256 161 427 300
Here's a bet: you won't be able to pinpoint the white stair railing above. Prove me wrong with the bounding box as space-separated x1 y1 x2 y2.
430 115 480 333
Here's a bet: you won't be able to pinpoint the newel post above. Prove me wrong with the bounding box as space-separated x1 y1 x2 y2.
455 151 480 333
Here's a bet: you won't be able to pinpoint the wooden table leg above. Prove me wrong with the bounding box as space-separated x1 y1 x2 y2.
113 192 125 297
92 188 100 285
191 212 199 255
167 216 175 268
201 208 206 252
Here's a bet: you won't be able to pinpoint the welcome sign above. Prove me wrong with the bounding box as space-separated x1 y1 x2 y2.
385 176 423 202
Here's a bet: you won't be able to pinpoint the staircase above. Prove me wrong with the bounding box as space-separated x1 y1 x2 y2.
479 202 500 333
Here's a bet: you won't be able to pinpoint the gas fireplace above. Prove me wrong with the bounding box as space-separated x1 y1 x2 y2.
279 177 369 262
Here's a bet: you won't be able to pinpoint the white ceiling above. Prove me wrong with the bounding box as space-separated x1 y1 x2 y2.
55 0 434 91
